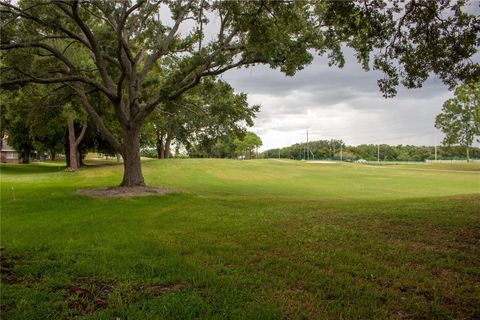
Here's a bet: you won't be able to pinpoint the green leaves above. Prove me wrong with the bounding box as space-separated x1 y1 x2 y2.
234 132 262 159
435 82 480 150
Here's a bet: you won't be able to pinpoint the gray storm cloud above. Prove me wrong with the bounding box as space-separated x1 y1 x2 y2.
222 51 456 150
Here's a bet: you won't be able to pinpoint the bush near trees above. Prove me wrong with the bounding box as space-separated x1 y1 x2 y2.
1 0 478 186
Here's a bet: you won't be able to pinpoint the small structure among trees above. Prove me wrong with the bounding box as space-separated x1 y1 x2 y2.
0 137 19 163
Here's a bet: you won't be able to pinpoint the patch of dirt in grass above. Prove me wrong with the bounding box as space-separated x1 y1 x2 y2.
392 310 410 320
139 283 189 296
450 230 480 252
0 251 22 284
0 303 14 313
76 186 174 198
431 269 480 318
380 267 480 320
62 278 115 315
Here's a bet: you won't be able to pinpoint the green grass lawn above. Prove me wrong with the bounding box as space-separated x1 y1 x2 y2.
1 159 479 319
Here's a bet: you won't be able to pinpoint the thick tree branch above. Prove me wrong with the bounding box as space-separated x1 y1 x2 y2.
138 0 194 83
74 123 87 148
62 0 117 93
2 41 76 72
170 59 256 100
135 56 256 124
136 20 243 122
0 63 116 100
72 85 124 154
115 1 140 71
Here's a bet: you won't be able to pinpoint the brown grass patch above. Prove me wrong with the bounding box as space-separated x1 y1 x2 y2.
76 186 174 198
0 251 22 284
139 283 189 296
61 278 115 315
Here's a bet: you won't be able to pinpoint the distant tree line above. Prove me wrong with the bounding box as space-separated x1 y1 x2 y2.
263 140 480 161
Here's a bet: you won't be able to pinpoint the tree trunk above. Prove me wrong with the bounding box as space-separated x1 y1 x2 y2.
67 119 87 171
20 148 30 164
65 129 70 167
466 146 470 162
50 150 56 161
120 128 145 187
159 142 164 159
156 132 164 159
68 119 80 171
164 128 173 159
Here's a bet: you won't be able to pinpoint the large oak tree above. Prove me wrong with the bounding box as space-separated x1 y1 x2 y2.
1 0 478 186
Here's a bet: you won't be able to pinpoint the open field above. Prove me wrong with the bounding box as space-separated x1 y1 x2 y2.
1 159 479 319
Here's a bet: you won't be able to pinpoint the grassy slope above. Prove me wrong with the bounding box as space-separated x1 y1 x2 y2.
1 159 479 319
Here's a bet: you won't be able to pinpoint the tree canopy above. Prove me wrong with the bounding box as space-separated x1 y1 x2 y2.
141 78 258 159
1 0 478 186
435 82 480 160
234 132 262 159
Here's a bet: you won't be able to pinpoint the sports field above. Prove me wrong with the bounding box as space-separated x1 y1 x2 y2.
1 159 479 319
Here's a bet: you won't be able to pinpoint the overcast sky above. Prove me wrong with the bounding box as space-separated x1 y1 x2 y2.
222 51 467 151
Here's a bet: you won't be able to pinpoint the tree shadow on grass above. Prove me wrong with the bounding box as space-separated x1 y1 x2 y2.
0 163 66 175
0 159 123 176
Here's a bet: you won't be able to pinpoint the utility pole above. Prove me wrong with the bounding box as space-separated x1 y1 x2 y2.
377 142 380 163
340 144 343 161
434 135 438 161
306 129 309 161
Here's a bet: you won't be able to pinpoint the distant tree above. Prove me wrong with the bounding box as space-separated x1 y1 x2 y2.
329 140 345 159
210 138 237 158
1 114 34 163
379 144 398 161
0 86 60 163
144 79 258 159
29 107 65 161
235 132 262 159
435 82 480 161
